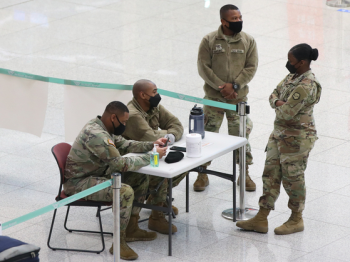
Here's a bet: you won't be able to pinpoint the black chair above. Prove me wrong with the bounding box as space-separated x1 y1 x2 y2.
47 143 112 254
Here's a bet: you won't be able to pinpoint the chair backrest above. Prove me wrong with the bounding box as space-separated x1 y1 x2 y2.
51 143 72 192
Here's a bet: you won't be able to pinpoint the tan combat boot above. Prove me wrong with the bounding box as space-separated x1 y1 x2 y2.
236 207 270 233
109 232 138 260
146 195 179 215
148 205 177 234
193 173 209 191
162 201 179 216
237 165 256 191
126 214 157 242
274 211 304 235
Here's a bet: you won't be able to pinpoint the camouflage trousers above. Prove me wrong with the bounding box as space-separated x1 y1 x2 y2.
259 134 316 212
124 171 187 215
149 173 187 203
203 100 253 165
68 176 134 231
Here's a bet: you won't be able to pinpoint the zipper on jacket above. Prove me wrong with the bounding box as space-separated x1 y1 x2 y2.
226 40 230 82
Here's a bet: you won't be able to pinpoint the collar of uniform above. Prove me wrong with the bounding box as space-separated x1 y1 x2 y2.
96 116 110 133
131 98 159 120
288 69 313 84
216 25 242 42
302 69 313 78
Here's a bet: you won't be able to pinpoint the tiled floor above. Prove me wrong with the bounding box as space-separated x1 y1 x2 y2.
1 0 350 261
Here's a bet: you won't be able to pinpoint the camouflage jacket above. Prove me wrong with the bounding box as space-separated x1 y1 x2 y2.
64 116 154 194
198 25 258 104
123 98 184 141
269 70 322 139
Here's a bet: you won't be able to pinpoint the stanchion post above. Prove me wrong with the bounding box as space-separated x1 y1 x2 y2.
112 173 121 262
238 102 247 218
222 102 258 221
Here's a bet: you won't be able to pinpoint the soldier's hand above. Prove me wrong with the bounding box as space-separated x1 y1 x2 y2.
154 138 168 147
218 83 226 89
218 83 228 96
275 100 286 107
156 146 167 159
219 83 234 97
224 91 238 100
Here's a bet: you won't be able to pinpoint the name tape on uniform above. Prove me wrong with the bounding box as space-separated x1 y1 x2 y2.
1 179 112 230
0 68 237 111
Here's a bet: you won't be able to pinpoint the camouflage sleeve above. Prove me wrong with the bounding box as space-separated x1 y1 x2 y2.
197 37 226 91
123 113 168 141
158 104 184 141
85 135 151 173
269 79 284 109
234 38 258 88
275 85 308 121
114 135 154 155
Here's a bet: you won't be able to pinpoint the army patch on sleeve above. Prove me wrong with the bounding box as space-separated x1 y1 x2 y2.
108 139 116 147
292 92 300 100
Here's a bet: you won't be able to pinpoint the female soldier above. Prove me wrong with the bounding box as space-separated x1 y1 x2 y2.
236 43 322 235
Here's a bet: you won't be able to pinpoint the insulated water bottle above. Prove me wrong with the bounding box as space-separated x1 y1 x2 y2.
189 104 205 139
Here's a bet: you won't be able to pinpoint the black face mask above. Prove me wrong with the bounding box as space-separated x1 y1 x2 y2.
225 20 243 33
146 93 161 108
111 115 125 136
286 61 299 74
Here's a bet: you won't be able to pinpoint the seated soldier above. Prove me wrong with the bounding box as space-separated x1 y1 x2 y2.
64 101 167 260
123 79 187 235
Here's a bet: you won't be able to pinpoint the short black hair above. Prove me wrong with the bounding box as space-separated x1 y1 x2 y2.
105 101 129 116
290 43 319 63
220 4 239 19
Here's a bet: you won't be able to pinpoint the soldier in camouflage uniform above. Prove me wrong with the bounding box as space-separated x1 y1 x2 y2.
64 101 167 260
196 4 258 192
123 79 187 235
236 44 322 235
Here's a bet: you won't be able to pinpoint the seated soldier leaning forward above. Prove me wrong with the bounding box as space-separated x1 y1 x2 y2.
63 101 167 260
122 79 188 235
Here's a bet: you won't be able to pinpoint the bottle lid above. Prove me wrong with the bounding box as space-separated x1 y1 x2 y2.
153 144 157 153
191 104 203 115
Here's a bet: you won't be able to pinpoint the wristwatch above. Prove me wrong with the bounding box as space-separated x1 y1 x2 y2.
232 82 239 91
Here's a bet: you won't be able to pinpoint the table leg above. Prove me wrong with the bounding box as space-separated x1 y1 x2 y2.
221 150 238 221
186 173 189 213
233 150 236 222
168 178 173 256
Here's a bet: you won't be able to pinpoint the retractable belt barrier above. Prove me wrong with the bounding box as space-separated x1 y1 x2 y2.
0 67 239 260
0 68 237 111
0 66 238 229
1 180 112 231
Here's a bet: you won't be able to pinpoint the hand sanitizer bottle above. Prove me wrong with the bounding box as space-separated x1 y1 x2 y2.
151 145 159 167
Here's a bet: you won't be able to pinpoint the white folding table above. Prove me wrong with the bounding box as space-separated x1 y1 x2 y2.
124 131 247 256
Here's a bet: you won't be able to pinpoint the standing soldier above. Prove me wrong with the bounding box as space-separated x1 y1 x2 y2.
64 101 167 260
194 4 258 192
236 44 321 235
